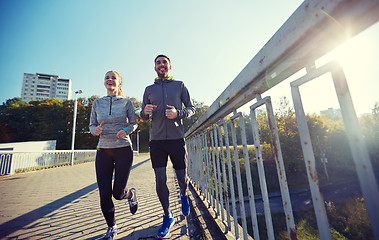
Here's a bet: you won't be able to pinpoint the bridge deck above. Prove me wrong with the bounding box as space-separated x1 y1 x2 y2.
0 153 216 239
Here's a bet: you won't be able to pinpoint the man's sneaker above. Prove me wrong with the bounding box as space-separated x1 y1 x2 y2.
127 188 138 214
181 194 190 216
157 212 175 239
103 225 117 240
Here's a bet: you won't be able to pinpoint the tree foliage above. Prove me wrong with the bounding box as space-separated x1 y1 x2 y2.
183 99 209 133
224 96 378 192
0 97 98 149
0 96 210 152
1 96 377 182
359 101 379 169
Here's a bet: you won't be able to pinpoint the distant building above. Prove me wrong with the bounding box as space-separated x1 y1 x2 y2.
21 73 72 102
320 107 342 121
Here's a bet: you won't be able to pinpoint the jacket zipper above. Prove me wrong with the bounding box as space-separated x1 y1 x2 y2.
109 97 112 115
162 82 167 138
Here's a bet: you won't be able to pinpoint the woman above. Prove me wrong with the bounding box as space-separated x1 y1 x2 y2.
89 70 138 240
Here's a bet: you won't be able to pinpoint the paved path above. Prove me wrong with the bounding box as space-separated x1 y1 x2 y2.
0 153 205 239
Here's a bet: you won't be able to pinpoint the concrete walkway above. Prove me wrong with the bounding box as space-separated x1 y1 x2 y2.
0 153 208 239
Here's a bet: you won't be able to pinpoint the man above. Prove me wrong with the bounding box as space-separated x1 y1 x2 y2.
140 54 195 238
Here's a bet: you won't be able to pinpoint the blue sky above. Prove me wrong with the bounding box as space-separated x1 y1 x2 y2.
1 0 378 116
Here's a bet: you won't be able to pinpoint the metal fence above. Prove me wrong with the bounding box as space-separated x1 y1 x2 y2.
185 0 379 239
0 150 96 175
0 131 140 175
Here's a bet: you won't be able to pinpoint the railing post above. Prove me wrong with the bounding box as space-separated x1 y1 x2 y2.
291 72 332 240
210 127 220 216
265 97 297 239
331 64 379 240
230 111 249 240
204 132 212 207
222 120 240 238
213 125 226 223
198 134 204 192
217 122 232 230
238 111 261 240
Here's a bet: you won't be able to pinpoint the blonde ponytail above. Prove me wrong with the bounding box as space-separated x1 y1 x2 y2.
118 87 126 98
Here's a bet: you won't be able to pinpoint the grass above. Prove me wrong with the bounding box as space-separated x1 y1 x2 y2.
15 162 70 173
243 197 373 240
209 144 375 239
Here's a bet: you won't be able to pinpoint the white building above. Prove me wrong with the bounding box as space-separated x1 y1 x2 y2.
21 73 72 102
320 107 342 121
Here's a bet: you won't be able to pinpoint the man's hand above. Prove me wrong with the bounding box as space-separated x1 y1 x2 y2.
144 104 157 115
165 105 178 119
94 121 104 136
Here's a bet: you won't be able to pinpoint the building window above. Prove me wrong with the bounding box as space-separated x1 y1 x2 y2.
37 85 50 89
38 80 51 85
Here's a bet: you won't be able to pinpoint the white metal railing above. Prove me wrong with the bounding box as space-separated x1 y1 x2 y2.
0 150 96 175
185 0 379 239
0 148 141 175
1 130 140 175
291 61 379 240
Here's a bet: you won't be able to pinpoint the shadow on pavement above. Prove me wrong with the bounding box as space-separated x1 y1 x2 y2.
0 158 151 238
0 183 98 237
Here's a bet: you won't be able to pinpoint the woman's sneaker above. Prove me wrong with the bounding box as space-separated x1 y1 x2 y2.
103 225 117 240
127 188 138 214
181 194 190 216
157 212 175 238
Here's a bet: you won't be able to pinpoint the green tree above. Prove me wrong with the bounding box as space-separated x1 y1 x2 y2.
74 96 99 149
31 99 71 149
359 101 379 169
0 98 36 142
0 97 96 149
183 99 209 133
126 96 150 152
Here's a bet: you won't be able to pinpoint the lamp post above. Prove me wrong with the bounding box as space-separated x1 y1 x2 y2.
70 90 83 165
137 130 140 155
317 135 329 182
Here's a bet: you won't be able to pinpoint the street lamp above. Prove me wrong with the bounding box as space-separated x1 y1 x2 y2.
317 135 329 182
70 90 83 165
137 130 140 155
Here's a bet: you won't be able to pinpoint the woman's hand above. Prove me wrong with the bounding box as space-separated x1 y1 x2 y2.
94 121 104 136
116 129 127 138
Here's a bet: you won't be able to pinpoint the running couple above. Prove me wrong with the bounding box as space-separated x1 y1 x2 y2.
89 54 195 239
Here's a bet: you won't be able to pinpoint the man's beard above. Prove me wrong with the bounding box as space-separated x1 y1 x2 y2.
158 72 169 79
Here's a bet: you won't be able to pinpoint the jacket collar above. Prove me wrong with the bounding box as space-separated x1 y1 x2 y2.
154 76 173 84
103 95 124 101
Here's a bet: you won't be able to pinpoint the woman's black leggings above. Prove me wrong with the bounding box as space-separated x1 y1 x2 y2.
95 146 133 227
